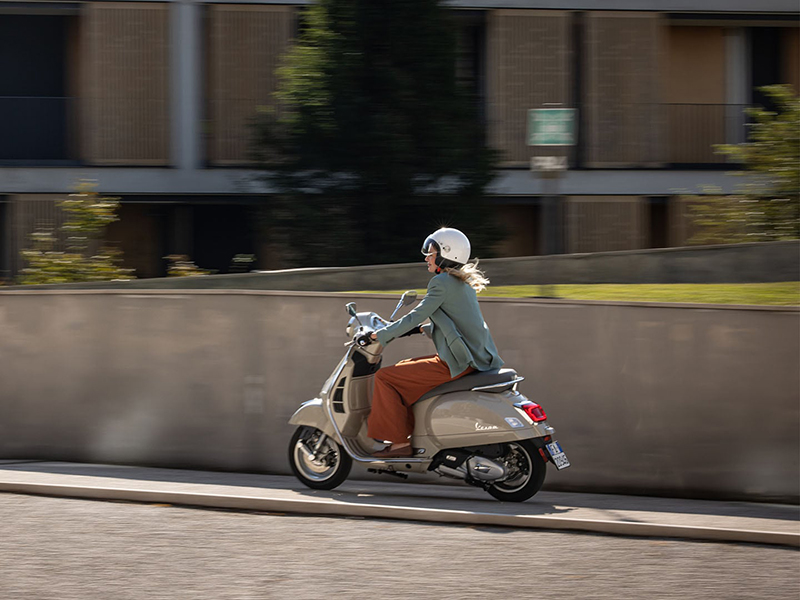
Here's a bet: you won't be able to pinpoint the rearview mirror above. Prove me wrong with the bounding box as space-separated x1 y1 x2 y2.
401 290 418 306
345 302 357 317
390 290 418 321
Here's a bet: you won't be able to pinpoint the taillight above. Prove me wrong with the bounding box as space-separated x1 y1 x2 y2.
520 402 547 422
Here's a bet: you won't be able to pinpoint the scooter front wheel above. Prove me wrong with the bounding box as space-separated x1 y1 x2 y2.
487 439 546 502
288 426 352 490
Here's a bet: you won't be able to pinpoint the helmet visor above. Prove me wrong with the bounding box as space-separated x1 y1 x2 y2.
421 236 438 256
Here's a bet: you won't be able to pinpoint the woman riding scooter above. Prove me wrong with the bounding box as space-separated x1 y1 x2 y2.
367 227 504 458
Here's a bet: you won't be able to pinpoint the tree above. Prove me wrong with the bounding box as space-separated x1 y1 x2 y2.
252 0 501 267
686 85 799 245
19 182 134 284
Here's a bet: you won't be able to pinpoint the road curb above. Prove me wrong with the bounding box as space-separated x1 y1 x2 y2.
2 480 798 548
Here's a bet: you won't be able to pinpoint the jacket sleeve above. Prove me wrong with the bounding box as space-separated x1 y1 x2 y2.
375 277 447 346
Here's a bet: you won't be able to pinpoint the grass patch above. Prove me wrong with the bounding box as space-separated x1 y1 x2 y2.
349 282 800 306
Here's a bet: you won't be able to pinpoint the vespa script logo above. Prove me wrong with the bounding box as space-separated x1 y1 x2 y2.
475 421 499 431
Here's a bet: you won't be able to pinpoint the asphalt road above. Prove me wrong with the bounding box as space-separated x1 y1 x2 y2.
1 493 798 600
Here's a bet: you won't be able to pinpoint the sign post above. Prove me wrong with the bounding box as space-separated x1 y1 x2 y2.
528 107 576 256
528 107 576 296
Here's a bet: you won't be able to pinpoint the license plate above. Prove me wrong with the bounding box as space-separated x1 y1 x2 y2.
545 441 570 470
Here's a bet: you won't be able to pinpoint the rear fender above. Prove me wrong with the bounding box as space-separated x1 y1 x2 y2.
288 398 337 438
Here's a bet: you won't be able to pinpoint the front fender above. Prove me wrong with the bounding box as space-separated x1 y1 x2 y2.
288 398 337 437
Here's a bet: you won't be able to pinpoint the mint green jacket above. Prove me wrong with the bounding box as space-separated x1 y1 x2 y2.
375 272 504 378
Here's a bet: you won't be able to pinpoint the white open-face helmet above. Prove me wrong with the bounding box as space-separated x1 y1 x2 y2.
421 227 471 269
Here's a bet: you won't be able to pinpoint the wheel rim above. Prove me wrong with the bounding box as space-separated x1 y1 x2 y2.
494 442 534 493
293 434 341 482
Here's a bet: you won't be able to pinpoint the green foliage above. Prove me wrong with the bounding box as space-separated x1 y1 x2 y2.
686 85 799 245
165 255 213 277
229 253 257 273
19 183 134 285
252 0 501 267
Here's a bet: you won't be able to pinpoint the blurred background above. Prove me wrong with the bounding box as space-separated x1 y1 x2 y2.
1 7 798 596
0 0 798 282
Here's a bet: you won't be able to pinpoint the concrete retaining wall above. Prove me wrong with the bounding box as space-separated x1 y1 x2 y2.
0 290 797 502
5 240 799 291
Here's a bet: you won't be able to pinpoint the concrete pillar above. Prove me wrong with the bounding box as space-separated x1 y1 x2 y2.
170 0 202 170
725 28 750 145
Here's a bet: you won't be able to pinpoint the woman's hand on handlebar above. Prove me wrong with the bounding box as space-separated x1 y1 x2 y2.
357 327 418 347
356 332 377 347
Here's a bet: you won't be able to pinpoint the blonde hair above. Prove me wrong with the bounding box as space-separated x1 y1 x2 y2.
444 259 490 293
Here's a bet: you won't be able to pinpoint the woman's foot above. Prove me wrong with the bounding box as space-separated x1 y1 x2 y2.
372 442 413 459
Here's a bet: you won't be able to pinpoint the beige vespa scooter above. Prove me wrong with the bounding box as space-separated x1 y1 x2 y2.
287 292 570 502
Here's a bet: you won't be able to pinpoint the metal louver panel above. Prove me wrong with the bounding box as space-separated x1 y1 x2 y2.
566 196 647 254
81 2 170 165
584 11 664 167
207 4 295 165
486 10 572 165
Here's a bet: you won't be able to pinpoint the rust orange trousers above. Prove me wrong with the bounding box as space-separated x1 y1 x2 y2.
367 354 474 443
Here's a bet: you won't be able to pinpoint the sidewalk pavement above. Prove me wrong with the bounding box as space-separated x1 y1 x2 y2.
0 460 797 548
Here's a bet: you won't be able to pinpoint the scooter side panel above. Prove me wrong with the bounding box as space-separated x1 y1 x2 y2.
412 391 547 448
288 398 338 438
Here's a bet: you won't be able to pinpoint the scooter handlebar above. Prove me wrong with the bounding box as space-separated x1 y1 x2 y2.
355 332 374 347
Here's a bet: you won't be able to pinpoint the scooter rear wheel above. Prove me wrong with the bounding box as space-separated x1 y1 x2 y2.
289 426 352 490
487 439 546 502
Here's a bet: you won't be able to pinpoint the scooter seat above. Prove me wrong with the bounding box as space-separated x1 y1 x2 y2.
417 368 519 403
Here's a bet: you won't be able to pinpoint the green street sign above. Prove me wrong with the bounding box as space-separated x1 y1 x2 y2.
527 108 577 146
